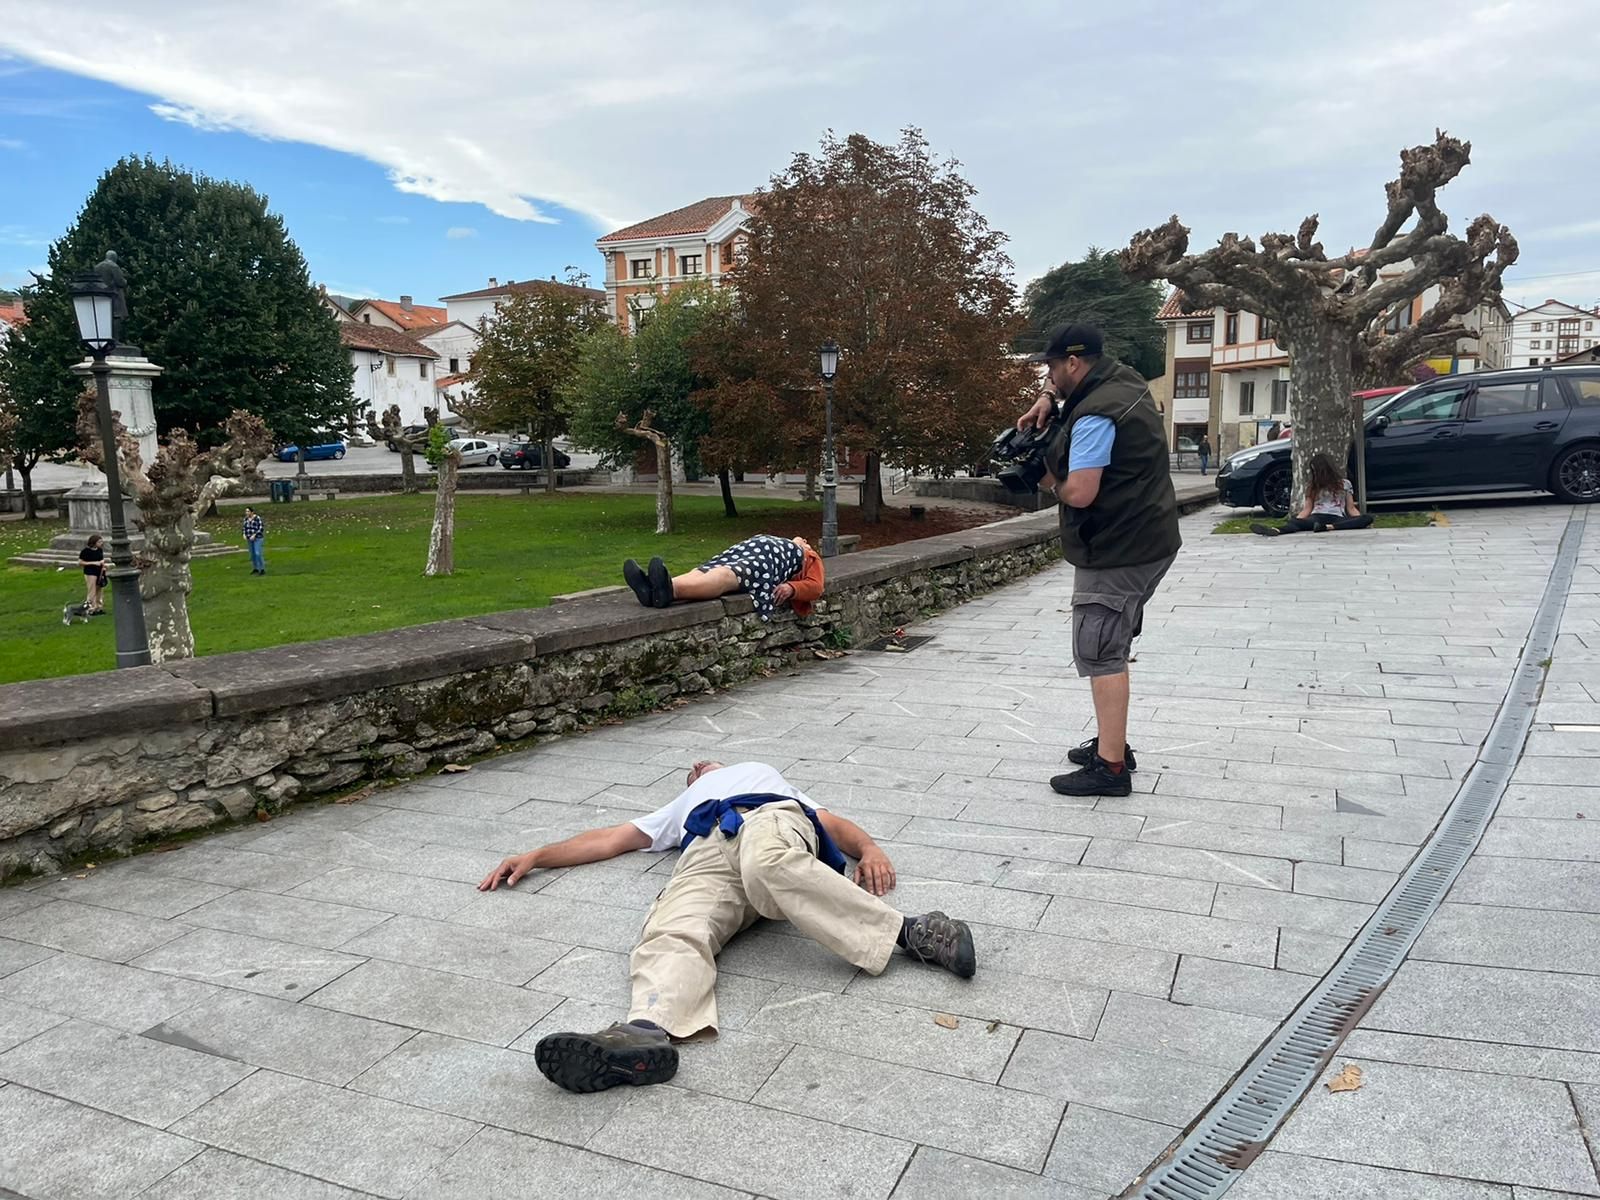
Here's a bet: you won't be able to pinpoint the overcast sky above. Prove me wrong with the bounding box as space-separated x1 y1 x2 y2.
1 0 1595 310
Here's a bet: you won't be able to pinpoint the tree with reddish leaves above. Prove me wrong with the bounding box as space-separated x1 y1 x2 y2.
1125 131 1517 506
730 129 1034 522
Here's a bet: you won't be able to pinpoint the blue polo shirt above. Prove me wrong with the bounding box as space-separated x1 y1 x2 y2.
1069 415 1115 472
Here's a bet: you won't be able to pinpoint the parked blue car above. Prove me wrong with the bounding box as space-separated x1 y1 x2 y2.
276 441 347 462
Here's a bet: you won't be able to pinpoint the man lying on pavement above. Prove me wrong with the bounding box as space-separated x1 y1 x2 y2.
478 759 978 1094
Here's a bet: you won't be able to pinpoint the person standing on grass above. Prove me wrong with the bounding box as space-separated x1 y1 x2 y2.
1015 322 1182 799
1251 453 1374 537
78 534 107 615
242 506 266 575
478 759 976 1094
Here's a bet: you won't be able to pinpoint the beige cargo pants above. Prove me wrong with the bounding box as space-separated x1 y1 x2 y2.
628 800 903 1039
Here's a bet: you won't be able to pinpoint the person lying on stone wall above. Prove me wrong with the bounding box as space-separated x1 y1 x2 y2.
621 534 824 623
478 759 977 1094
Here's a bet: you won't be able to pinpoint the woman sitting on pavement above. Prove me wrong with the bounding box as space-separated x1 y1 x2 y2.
622 534 824 622
1252 452 1375 537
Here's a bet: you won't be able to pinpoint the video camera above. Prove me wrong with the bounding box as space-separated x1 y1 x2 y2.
988 413 1065 495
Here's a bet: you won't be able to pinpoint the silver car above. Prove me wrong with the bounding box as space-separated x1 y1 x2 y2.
446 437 500 467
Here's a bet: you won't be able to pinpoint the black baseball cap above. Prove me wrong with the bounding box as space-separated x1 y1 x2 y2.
1027 322 1104 363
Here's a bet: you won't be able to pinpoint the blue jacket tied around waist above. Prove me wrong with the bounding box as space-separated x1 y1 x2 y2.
680 793 848 874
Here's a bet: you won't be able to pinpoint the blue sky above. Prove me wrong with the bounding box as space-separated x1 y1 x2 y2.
3 1 1599 312
0 63 607 303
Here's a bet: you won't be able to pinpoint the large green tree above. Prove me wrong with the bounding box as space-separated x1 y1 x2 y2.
1019 248 1166 379
458 278 604 494
7 156 353 451
568 282 741 529
0 332 76 518
731 129 1034 521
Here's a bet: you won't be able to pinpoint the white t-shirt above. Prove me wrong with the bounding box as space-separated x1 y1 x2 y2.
1311 479 1354 517
629 761 817 852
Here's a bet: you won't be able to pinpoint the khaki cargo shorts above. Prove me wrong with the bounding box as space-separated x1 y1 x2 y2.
1070 553 1176 678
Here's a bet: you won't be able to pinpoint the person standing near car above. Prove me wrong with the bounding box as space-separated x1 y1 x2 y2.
1016 323 1182 798
1198 434 1212 476
242 506 266 575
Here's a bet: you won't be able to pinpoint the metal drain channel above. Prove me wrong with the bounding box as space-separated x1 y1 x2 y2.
1130 508 1588 1200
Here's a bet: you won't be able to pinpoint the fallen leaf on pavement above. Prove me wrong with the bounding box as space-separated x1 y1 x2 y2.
934 1013 959 1030
986 1020 1001 1033
1326 1063 1364 1093
813 648 848 660
439 763 472 774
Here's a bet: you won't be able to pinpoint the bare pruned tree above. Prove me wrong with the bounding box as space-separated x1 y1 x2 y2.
1125 131 1517 505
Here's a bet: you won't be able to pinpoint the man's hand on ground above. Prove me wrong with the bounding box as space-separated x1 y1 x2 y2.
854 846 896 896
478 852 536 891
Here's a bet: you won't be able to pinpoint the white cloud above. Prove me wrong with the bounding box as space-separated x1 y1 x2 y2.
1 0 1595 293
0 136 24 151
444 226 477 240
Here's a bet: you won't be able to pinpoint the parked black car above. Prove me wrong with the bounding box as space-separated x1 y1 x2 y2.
1217 365 1600 516
500 441 572 470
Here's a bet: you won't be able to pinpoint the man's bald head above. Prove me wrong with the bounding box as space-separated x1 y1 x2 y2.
686 760 726 787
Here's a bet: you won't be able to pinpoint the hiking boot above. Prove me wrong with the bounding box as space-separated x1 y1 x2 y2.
647 556 673 608
1051 754 1132 797
622 559 652 608
1067 737 1137 772
903 910 977 979
534 1021 678 1094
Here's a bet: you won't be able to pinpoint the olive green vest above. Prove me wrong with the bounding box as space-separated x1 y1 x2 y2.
1049 358 1183 569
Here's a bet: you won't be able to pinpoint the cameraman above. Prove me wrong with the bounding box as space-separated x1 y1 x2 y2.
1018 323 1181 797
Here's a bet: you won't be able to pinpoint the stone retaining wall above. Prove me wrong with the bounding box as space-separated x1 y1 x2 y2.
0 512 1065 881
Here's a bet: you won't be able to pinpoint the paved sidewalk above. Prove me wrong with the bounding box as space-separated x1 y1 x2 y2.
0 501 1595 1199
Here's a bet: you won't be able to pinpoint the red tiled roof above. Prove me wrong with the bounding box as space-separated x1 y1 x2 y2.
438 278 606 303
596 195 755 244
338 322 439 358
351 298 448 330
0 301 26 327
1156 293 1211 321
435 373 468 388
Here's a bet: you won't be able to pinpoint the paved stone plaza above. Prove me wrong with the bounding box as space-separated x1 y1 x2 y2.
0 501 1597 1199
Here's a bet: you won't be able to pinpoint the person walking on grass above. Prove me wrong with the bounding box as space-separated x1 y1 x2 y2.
242 506 266 575
622 534 824 623
1251 453 1375 537
479 759 977 1094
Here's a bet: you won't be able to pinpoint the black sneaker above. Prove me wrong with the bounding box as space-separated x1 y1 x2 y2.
1250 523 1282 537
1067 737 1136 772
534 1021 678 1094
647 556 673 608
622 559 653 608
1050 754 1132 797
903 910 977 979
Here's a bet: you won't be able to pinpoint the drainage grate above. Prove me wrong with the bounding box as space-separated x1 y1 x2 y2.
861 634 934 653
1129 509 1588 1200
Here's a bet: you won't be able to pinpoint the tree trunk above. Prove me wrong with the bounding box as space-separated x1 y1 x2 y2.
862 452 883 524
1285 324 1357 509
802 466 818 501
425 453 458 576
543 435 557 495
718 467 738 518
138 509 197 664
399 447 418 493
653 439 674 534
295 447 308 477
19 462 36 520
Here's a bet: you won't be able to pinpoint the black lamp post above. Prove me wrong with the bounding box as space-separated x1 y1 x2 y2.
817 340 840 558
69 272 150 669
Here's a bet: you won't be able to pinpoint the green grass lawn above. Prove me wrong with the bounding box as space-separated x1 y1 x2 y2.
0 492 831 685
1212 511 1434 535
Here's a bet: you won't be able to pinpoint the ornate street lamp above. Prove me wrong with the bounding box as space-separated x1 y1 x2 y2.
69 271 150 668
817 340 840 558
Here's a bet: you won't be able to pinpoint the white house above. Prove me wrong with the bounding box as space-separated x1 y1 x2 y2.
414 320 481 413
595 195 753 331
439 277 606 332
1499 298 1600 368
339 322 445 428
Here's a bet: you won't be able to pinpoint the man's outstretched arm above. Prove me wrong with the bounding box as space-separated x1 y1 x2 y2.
816 810 897 897
478 822 652 891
